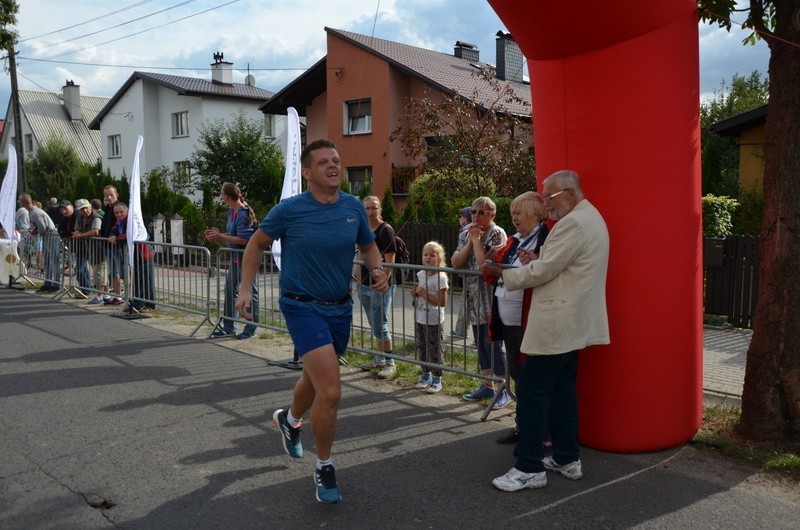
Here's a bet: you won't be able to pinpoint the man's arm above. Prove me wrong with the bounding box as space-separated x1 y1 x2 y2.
359 241 389 292
235 229 273 318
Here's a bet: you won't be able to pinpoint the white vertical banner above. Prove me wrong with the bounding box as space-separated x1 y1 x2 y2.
271 107 302 270
127 135 149 271
0 145 19 246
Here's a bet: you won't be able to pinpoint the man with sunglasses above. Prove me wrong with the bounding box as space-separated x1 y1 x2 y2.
451 196 509 407
486 170 610 492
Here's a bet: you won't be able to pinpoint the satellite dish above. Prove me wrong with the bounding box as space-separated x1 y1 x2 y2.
245 74 256 86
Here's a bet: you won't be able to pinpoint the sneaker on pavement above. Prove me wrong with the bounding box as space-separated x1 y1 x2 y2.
359 358 385 371
314 464 342 504
88 297 104 304
211 329 235 338
492 467 547 492
463 385 495 401
377 363 396 379
492 390 511 410
414 373 432 389
542 457 583 480
426 380 443 393
236 331 254 340
273 409 303 459
111 297 124 305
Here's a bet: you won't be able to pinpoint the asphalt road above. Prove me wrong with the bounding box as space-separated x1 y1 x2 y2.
0 288 798 528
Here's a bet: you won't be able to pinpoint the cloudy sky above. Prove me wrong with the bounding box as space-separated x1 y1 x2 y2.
1 0 770 116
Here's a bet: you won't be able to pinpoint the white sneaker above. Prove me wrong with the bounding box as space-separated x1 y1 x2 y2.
377 364 396 379
542 457 583 480
492 467 547 492
414 373 432 389
360 359 385 371
426 380 443 393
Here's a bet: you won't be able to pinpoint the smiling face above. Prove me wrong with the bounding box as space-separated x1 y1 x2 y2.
302 147 342 193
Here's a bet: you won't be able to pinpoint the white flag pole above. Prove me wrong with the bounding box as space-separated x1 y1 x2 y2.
127 135 149 272
272 107 302 270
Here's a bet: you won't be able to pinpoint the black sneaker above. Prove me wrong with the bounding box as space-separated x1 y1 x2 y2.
314 464 342 504
272 409 303 458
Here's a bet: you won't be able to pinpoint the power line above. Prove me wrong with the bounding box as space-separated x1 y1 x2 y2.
16 56 312 72
18 0 158 42
19 0 201 55
29 0 241 61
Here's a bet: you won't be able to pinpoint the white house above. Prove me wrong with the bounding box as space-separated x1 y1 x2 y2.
0 82 109 165
88 54 287 202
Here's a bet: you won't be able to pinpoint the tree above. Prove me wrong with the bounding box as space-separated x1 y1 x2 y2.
0 0 19 51
191 110 284 208
25 136 83 200
701 71 769 196
700 0 800 443
390 69 535 216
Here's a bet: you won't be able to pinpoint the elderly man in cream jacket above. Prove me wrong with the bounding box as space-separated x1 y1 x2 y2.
485 169 610 492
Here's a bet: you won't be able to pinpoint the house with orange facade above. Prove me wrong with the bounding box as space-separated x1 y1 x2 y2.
261 28 532 203
711 104 767 195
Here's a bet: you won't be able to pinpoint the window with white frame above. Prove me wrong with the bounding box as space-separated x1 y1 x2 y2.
344 99 371 135
264 114 274 138
172 111 189 138
108 134 121 158
347 166 371 196
172 161 191 192
24 134 33 152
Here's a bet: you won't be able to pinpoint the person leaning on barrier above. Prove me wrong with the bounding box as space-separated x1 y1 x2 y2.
19 194 61 292
357 195 398 379
108 202 156 313
486 170 610 492
100 186 123 305
204 182 260 340
15 202 30 268
234 138 388 504
451 196 509 408
72 199 104 303
485 191 549 445
451 206 472 340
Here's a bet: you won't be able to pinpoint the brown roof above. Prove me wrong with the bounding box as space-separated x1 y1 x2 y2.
711 104 768 137
261 27 531 117
89 71 275 129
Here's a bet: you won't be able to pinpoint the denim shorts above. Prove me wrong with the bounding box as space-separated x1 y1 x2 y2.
280 298 352 356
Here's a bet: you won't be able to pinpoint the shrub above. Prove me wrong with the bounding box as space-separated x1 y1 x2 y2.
702 194 740 236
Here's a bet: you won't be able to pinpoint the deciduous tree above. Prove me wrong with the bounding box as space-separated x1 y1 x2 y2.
700 0 800 443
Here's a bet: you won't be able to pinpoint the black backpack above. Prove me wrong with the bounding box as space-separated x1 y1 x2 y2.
393 236 410 284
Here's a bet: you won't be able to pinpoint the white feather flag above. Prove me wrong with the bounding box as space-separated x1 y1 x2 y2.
271 107 302 270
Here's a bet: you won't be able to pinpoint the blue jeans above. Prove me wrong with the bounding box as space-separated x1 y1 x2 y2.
132 253 156 310
43 234 61 287
472 323 506 376
223 260 259 334
358 283 395 363
514 350 579 473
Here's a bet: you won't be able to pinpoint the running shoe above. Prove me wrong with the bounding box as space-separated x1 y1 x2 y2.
492 467 547 492
542 457 583 480
273 409 303 458
463 385 495 401
314 464 342 504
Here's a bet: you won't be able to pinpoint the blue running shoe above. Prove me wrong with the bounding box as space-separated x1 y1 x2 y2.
463 385 495 401
314 464 342 503
492 390 511 410
273 409 303 458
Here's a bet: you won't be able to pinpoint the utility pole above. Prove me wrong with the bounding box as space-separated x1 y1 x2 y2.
7 47 27 193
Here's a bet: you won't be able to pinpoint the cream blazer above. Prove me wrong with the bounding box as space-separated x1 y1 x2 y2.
502 200 610 355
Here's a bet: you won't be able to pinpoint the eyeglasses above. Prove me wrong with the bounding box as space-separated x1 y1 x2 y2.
471 209 494 216
544 189 569 201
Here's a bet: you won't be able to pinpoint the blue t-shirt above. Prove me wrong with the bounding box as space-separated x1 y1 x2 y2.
227 205 255 263
259 190 374 307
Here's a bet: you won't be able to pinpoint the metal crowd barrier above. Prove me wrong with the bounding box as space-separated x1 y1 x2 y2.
26 238 509 419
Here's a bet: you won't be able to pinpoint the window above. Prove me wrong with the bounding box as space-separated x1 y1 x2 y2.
264 114 274 138
172 161 191 192
108 135 121 158
344 99 371 135
24 134 33 152
172 111 189 138
347 166 371 196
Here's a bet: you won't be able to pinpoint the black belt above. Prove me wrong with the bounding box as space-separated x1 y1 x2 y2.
282 292 351 305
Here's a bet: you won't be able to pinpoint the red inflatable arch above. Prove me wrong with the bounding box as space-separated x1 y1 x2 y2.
487 0 703 451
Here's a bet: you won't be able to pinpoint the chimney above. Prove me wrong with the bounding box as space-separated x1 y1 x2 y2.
210 51 233 85
63 80 82 121
495 31 524 83
454 41 480 62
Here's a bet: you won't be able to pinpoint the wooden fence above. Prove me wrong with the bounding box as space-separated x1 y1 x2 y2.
704 235 759 329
